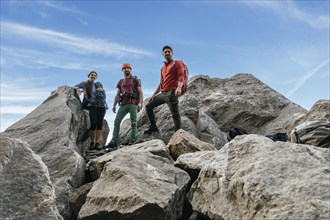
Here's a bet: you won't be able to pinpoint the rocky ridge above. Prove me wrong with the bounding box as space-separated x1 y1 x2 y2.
0 74 329 220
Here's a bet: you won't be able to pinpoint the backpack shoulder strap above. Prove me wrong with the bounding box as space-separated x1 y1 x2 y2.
95 82 103 88
118 77 139 93
171 59 176 68
118 79 124 93
132 76 140 92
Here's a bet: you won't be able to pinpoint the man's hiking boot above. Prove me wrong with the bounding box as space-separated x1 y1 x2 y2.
128 139 136 145
104 147 117 153
105 141 117 149
144 125 159 134
104 141 118 152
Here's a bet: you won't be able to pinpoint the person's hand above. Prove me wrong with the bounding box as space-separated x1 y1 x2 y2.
112 106 116 113
76 89 82 95
137 103 142 111
175 87 182 96
149 94 156 102
96 88 104 92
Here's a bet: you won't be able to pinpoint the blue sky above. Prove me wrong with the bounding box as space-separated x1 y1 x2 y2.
1 0 329 132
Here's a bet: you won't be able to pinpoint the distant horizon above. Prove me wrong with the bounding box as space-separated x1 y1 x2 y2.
1 0 329 132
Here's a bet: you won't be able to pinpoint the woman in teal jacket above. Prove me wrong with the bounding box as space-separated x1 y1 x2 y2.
74 71 107 150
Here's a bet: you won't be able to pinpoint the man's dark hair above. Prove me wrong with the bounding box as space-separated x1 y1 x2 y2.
162 45 173 52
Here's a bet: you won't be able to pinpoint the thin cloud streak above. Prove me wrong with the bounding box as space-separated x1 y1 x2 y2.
38 0 87 16
8 0 89 25
1 118 23 132
1 106 38 114
287 1 330 29
2 46 118 71
286 58 330 98
2 21 154 57
0 80 51 101
243 0 329 29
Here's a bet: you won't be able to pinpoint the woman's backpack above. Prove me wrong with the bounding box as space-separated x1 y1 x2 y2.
94 82 107 108
172 60 189 95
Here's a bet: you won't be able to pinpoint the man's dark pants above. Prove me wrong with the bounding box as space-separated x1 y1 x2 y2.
145 90 181 130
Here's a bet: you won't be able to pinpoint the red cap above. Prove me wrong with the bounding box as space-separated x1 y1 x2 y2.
122 63 132 70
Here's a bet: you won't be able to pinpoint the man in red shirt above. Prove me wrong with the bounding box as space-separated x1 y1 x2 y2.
144 45 185 134
106 63 143 148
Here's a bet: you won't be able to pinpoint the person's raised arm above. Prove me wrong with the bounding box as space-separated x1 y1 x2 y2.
73 81 86 95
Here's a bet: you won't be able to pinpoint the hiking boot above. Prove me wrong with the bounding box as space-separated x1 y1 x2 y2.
89 142 95 150
128 139 136 145
105 141 117 148
94 143 102 150
104 141 119 153
104 147 117 153
144 125 159 134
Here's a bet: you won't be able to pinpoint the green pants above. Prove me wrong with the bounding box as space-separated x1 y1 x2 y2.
112 104 137 143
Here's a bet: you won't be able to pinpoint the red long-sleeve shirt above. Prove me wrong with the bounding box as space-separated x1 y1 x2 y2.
159 60 185 92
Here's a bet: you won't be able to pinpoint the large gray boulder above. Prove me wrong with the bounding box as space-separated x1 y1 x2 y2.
88 139 172 181
0 137 62 219
79 150 190 220
185 74 307 134
119 74 307 147
184 134 330 219
0 86 108 219
167 129 217 160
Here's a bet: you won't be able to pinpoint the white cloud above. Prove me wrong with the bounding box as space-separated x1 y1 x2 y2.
0 106 37 114
0 78 52 131
0 78 51 103
1 21 154 57
38 1 89 25
7 0 89 25
243 0 329 29
1 46 120 71
287 1 330 29
0 116 22 132
37 0 87 16
285 58 330 98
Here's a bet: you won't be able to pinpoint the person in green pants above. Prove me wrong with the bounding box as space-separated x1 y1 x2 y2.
106 63 143 149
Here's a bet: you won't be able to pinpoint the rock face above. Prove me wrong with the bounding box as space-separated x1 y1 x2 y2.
182 134 330 220
0 137 62 220
1 74 328 220
167 129 217 160
1 86 108 219
119 74 307 148
78 139 190 219
79 151 190 220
